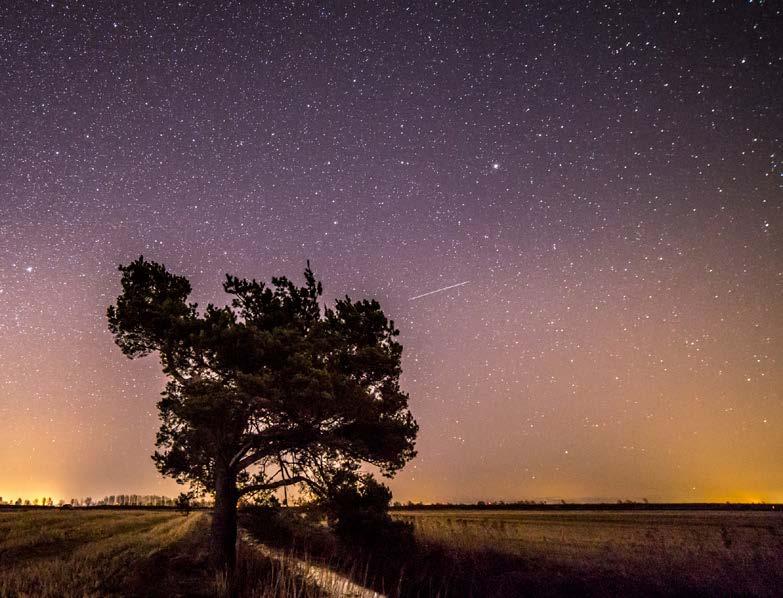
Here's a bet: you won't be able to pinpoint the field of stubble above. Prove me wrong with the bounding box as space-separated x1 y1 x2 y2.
0 509 209 597
0 508 328 598
393 509 783 595
2 507 782 597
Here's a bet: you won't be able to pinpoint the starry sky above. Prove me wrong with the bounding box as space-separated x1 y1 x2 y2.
1 1 781 504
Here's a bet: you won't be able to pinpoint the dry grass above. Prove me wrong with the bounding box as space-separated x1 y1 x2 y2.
0 509 330 598
0 510 205 597
236 528 378 598
216 539 328 598
4 508 781 596
393 509 783 595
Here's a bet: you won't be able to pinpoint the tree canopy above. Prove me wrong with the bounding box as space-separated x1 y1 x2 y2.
107 257 418 567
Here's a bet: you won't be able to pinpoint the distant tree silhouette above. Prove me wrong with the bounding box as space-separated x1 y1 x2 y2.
108 257 417 572
176 491 195 516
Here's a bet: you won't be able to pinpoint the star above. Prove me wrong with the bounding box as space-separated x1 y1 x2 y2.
0 0 779 505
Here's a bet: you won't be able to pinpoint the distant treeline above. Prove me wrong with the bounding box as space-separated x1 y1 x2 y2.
0 495 213 509
2 497 780 513
389 501 783 512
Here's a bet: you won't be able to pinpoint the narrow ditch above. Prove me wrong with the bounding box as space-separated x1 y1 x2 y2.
238 528 385 598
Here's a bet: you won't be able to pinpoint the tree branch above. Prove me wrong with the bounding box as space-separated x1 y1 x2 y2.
235 429 318 470
228 442 253 471
238 476 308 496
162 346 187 384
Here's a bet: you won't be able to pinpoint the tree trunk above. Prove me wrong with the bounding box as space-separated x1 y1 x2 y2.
212 466 238 574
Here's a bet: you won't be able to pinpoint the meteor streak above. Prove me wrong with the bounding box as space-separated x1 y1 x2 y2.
409 281 470 301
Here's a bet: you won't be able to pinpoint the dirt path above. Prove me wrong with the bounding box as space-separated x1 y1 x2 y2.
238 528 385 598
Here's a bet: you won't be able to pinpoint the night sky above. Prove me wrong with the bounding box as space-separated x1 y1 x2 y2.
1 1 781 504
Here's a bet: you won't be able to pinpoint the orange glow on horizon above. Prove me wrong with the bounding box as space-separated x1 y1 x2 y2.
0 1 780 507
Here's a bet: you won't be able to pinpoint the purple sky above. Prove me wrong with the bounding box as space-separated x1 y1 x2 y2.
1 1 781 503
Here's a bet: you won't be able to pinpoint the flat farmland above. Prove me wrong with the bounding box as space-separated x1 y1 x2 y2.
0 509 209 597
3 507 782 596
393 509 783 595
0 509 329 598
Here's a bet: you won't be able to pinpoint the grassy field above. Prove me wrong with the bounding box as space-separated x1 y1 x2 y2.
0 509 210 597
2 507 782 596
0 509 324 598
238 506 783 596
392 509 783 596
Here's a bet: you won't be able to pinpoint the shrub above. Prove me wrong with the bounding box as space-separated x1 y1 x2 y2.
323 473 414 552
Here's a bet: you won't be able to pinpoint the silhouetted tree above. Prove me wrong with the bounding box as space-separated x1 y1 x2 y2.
107 257 417 572
176 491 195 516
321 470 414 551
